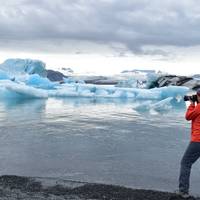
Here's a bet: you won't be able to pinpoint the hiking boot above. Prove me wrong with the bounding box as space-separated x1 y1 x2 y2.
175 190 190 199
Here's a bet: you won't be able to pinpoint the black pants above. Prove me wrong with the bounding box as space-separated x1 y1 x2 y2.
179 142 200 193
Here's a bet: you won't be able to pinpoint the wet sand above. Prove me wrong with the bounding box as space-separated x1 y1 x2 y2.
0 175 198 200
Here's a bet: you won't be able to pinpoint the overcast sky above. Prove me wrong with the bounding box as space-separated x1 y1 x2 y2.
1 0 200 75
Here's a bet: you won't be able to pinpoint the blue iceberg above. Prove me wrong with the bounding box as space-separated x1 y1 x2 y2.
0 58 191 112
0 79 189 105
0 59 47 77
0 70 10 80
26 74 58 89
133 97 186 113
0 81 48 99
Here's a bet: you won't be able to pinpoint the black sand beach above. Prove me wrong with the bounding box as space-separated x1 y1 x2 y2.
0 175 198 200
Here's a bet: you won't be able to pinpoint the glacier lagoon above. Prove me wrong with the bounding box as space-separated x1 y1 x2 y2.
0 97 199 195
0 59 200 195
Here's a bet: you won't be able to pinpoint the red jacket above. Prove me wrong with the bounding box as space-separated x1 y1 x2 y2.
185 103 200 142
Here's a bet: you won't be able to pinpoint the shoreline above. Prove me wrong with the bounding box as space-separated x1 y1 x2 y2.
0 175 198 200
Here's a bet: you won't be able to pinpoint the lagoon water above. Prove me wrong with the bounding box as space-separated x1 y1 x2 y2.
0 98 199 194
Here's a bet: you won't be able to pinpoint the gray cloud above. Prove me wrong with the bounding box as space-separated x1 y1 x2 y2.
1 0 200 55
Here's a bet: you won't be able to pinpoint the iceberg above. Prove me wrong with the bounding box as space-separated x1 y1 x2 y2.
0 58 191 112
0 70 10 80
152 97 174 112
2 81 48 99
0 79 189 100
116 78 145 88
0 59 47 77
116 70 162 89
26 74 58 89
136 86 189 100
133 97 186 113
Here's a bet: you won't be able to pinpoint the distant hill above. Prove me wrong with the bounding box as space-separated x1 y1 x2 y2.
46 70 68 82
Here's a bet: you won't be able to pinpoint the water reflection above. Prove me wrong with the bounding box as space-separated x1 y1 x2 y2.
0 96 187 128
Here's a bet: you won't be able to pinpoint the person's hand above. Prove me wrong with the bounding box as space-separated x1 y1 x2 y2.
190 100 195 105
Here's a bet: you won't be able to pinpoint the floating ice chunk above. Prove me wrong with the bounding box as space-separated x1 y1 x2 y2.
48 84 188 100
0 81 16 99
126 92 136 98
48 88 79 98
136 86 189 100
151 97 174 112
150 97 185 112
116 79 138 88
78 89 94 97
135 90 161 100
26 74 57 89
0 70 10 80
111 89 135 98
3 81 48 98
132 100 153 112
146 72 160 88
111 90 128 98
133 97 186 113
116 71 161 89
95 89 109 97
154 86 189 99
0 77 190 102
0 59 47 77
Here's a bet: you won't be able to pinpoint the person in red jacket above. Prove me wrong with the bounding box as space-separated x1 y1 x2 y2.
178 89 200 198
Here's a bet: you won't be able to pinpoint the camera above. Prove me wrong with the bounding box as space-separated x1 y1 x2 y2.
184 95 198 102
